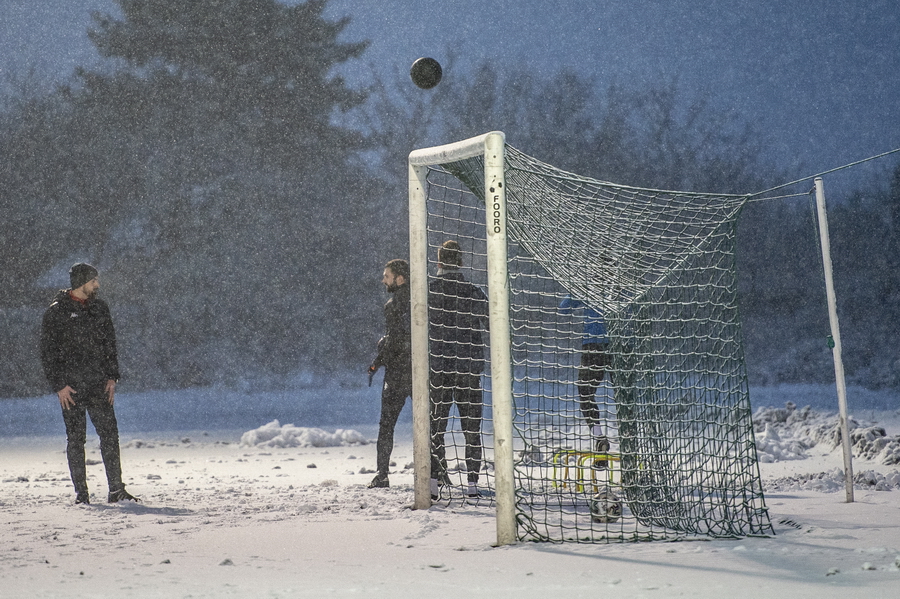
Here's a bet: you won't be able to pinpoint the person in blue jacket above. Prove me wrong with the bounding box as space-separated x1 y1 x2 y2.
559 294 612 461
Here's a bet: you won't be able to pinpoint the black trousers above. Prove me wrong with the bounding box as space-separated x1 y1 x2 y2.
577 343 612 427
430 370 483 484
61 383 123 494
375 371 412 476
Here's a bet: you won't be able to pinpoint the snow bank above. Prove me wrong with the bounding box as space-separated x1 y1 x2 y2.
240 419 368 448
767 468 900 492
753 403 900 465
754 424 810 462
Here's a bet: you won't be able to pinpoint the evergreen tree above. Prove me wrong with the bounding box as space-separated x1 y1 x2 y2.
61 0 381 386
86 0 368 165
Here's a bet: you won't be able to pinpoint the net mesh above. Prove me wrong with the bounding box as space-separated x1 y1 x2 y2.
419 143 773 542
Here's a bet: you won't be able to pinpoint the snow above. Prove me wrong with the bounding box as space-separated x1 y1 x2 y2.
238 419 368 448
753 402 900 466
1 386 899 598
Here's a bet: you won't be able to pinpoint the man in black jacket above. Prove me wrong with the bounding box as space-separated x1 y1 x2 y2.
429 241 489 497
366 259 412 488
40 263 139 505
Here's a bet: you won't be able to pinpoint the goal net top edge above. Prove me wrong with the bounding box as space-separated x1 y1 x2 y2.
409 131 506 167
410 131 753 202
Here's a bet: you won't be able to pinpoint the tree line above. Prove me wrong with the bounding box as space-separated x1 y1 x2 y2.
1 0 897 397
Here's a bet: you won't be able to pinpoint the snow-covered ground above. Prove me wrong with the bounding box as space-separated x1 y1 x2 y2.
0 384 898 598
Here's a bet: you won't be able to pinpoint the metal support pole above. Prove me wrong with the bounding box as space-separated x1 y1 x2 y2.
813 177 854 503
408 162 432 510
483 132 516 545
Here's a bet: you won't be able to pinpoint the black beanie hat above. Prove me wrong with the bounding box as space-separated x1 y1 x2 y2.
69 263 99 290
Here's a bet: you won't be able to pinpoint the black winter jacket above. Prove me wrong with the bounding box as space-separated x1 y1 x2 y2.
40 290 120 393
372 283 412 376
428 271 488 374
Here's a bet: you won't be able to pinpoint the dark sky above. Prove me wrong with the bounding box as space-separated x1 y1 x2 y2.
3 0 899 193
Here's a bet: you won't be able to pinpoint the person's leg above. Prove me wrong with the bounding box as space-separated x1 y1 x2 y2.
456 373 483 486
576 346 604 428
372 375 407 486
85 390 123 493
61 403 89 502
429 371 453 483
577 345 612 466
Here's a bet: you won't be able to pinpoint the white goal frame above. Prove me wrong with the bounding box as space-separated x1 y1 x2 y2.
408 131 516 546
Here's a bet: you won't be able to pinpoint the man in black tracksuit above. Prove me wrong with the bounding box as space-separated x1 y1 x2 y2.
39 263 138 505
367 259 412 488
429 241 489 497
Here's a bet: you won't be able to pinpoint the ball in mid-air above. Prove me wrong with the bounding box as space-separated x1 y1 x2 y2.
410 57 442 89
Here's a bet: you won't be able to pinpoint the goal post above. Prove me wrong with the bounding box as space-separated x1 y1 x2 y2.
409 131 517 544
408 130 772 545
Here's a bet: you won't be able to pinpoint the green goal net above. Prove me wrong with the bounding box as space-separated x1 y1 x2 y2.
409 132 773 543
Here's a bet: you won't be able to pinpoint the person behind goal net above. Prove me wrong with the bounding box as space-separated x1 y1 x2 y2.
559 294 612 467
429 240 489 498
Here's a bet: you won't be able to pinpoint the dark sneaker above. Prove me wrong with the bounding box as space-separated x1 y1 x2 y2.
593 436 611 469
108 488 140 503
75 491 90 505
367 473 389 488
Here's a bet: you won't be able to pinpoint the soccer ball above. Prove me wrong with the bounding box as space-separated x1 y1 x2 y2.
589 488 622 523
410 57 442 89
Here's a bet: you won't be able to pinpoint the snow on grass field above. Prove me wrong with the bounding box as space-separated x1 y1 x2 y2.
0 385 898 598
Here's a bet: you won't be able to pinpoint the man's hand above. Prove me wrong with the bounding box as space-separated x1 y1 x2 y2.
105 380 116 405
57 386 77 410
